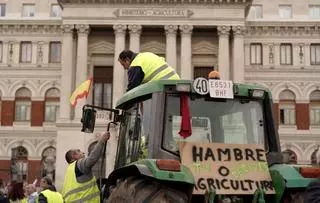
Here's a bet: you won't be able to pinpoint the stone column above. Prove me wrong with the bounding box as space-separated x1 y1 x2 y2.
293 43 300 67
274 43 280 66
244 42 250 66
74 24 90 121
232 26 245 83
304 43 311 67
42 41 50 65
179 25 193 79
262 43 269 66
13 41 20 65
32 41 37 64
59 24 74 121
164 25 178 70
217 25 231 80
2 40 9 64
112 24 127 108
128 24 142 52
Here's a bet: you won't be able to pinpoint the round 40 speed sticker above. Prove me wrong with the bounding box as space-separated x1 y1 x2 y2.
193 77 209 95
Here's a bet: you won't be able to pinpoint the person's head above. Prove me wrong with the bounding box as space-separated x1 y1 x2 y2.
25 184 36 196
118 50 135 70
8 182 24 201
208 69 220 79
40 176 53 191
65 149 85 164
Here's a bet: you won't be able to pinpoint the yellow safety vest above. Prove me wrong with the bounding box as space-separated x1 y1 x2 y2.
10 198 27 203
130 52 180 83
61 161 100 203
37 189 64 203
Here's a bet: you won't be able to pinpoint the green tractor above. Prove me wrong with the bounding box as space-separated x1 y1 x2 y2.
81 79 319 203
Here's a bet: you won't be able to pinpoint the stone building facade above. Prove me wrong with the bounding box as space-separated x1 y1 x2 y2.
0 0 319 190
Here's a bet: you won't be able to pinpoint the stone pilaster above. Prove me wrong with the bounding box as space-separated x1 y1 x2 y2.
1 40 9 64
112 24 127 108
32 41 37 64
304 43 311 67
179 25 193 79
217 25 231 80
232 25 245 83
59 24 74 121
74 24 90 121
128 24 142 52
164 25 178 70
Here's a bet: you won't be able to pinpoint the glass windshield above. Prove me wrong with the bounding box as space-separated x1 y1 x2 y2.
163 94 266 153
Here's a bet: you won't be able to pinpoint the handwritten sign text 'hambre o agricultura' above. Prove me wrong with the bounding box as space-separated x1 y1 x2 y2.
179 142 275 195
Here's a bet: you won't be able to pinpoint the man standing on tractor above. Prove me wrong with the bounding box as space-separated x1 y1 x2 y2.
118 50 180 91
61 132 110 203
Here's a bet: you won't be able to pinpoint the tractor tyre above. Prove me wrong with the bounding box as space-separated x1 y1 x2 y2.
282 192 305 203
107 176 189 203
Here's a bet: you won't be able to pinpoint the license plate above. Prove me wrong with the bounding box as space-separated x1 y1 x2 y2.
209 80 234 99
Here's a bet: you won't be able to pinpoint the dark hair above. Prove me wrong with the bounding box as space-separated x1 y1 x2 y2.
65 150 73 164
118 50 135 61
8 182 24 201
42 176 53 186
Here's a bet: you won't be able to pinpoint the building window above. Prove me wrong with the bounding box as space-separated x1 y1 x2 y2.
311 44 320 65
193 67 213 79
279 90 296 125
15 88 31 121
51 4 61 17
250 43 262 65
280 44 292 65
20 42 32 63
45 88 60 122
41 147 56 181
93 67 113 108
279 5 292 19
11 146 28 182
22 4 35 17
248 5 262 19
0 4 6 17
309 5 320 19
49 42 61 63
310 90 320 126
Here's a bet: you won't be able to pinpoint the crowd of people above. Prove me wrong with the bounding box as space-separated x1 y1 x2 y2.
0 176 62 203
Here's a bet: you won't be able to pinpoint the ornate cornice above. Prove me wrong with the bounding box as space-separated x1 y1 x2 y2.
75 24 90 34
0 24 63 34
232 25 246 36
128 24 142 35
58 0 252 5
217 25 231 36
164 25 178 35
179 25 193 35
113 24 127 34
246 25 320 37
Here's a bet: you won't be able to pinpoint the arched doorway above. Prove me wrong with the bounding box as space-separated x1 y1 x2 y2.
11 146 28 182
41 147 56 182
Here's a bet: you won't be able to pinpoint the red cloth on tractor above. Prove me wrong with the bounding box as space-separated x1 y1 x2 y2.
179 94 192 139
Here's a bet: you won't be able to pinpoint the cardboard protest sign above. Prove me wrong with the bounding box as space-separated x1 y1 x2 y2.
179 142 275 195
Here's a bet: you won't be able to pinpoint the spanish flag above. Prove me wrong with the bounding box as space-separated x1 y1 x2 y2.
70 77 93 107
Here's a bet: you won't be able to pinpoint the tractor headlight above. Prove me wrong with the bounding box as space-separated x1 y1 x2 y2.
249 89 265 98
176 83 191 92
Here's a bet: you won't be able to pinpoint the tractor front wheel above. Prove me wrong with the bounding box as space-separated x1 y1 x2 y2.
107 176 190 203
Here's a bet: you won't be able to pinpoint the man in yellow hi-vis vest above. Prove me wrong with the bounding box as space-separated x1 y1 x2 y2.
118 50 180 91
62 132 110 203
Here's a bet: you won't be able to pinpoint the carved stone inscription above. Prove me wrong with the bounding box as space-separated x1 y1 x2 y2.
114 8 193 17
